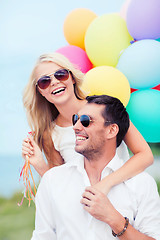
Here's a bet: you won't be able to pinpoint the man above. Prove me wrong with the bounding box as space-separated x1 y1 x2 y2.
31 95 160 240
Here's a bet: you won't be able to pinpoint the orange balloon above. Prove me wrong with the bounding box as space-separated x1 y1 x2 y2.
63 8 97 50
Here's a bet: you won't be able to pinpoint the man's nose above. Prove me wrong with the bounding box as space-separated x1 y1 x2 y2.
73 118 83 131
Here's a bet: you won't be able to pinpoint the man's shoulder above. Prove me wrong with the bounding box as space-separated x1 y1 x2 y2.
125 171 158 196
37 161 80 197
126 171 155 185
42 162 76 181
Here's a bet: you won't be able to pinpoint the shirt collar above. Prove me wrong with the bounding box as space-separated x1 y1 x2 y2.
66 152 124 174
65 154 84 169
104 152 124 172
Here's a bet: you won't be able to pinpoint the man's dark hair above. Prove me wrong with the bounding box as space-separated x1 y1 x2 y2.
86 95 130 147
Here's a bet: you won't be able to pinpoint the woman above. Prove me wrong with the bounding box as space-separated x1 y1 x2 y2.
22 52 153 194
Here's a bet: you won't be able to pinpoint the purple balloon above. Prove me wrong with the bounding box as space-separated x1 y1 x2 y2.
126 0 160 40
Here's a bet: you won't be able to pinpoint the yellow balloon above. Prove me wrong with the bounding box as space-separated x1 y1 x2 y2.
85 13 133 67
82 66 130 106
63 8 97 50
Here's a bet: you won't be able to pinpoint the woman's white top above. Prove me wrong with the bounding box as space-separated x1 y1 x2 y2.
52 125 130 163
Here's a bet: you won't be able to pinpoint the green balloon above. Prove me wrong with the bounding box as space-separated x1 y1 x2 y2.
126 89 160 142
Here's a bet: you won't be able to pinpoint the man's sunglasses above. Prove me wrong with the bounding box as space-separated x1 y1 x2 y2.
72 114 111 128
36 69 70 89
72 114 94 127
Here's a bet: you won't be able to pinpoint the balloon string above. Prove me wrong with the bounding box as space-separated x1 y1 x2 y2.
18 155 37 206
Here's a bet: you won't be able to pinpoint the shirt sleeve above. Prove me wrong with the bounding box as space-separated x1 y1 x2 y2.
31 173 57 240
133 173 160 240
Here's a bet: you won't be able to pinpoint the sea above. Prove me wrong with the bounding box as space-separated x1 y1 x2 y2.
0 154 40 198
0 154 160 199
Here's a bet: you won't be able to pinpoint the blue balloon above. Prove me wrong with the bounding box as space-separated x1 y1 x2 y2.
126 89 160 142
117 39 160 89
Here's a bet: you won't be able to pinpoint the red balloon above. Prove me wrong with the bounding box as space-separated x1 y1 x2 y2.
131 88 137 93
153 84 160 91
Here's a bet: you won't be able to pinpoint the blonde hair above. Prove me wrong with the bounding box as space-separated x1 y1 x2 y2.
23 52 87 149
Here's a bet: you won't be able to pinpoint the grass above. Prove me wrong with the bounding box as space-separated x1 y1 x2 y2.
0 193 35 240
156 180 160 194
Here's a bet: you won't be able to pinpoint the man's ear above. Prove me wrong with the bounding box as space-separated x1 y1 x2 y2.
106 123 119 140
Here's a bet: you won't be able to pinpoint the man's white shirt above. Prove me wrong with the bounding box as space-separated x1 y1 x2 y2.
31 154 160 240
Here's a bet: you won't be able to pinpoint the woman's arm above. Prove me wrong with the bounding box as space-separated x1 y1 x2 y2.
42 130 64 169
93 121 154 194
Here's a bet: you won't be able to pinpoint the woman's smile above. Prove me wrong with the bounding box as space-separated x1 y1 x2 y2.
51 86 66 96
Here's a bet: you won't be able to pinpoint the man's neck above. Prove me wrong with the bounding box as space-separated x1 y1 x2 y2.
84 151 116 185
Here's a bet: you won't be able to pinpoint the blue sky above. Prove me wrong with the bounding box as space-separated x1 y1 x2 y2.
0 0 125 156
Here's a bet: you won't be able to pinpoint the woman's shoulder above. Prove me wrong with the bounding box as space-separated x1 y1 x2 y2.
54 124 73 131
52 124 74 137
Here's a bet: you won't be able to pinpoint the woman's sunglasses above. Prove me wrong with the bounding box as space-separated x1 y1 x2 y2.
72 114 112 128
36 69 70 89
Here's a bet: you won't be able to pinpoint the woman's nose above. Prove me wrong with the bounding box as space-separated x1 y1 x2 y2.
50 76 60 85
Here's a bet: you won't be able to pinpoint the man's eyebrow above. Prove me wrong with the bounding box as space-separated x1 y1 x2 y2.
87 114 97 121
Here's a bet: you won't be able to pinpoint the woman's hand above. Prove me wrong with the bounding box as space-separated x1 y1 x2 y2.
22 135 49 176
92 177 112 195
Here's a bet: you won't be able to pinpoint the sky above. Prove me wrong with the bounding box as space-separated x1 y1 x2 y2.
0 0 125 156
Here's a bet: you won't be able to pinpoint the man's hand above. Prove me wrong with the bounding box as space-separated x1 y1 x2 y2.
81 186 117 223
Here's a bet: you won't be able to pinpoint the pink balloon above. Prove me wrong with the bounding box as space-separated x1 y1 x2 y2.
56 45 93 73
119 0 132 20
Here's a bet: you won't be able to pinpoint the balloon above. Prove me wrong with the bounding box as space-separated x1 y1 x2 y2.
126 0 160 40
56 45 93 73
153 84 160 91
119 0 132 20
131 88 137 93
63 8 97 50
126 89 160 142
85 13 133 67
82 66 130 106
117 40 160 89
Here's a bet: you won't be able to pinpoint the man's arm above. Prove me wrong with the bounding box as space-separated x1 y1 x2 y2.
31 173 57 240
81 186 157 240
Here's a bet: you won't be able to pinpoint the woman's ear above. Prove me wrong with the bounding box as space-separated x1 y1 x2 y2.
72 78 75 84
106 123 119 140
70 72 75 84
37 87 45 97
